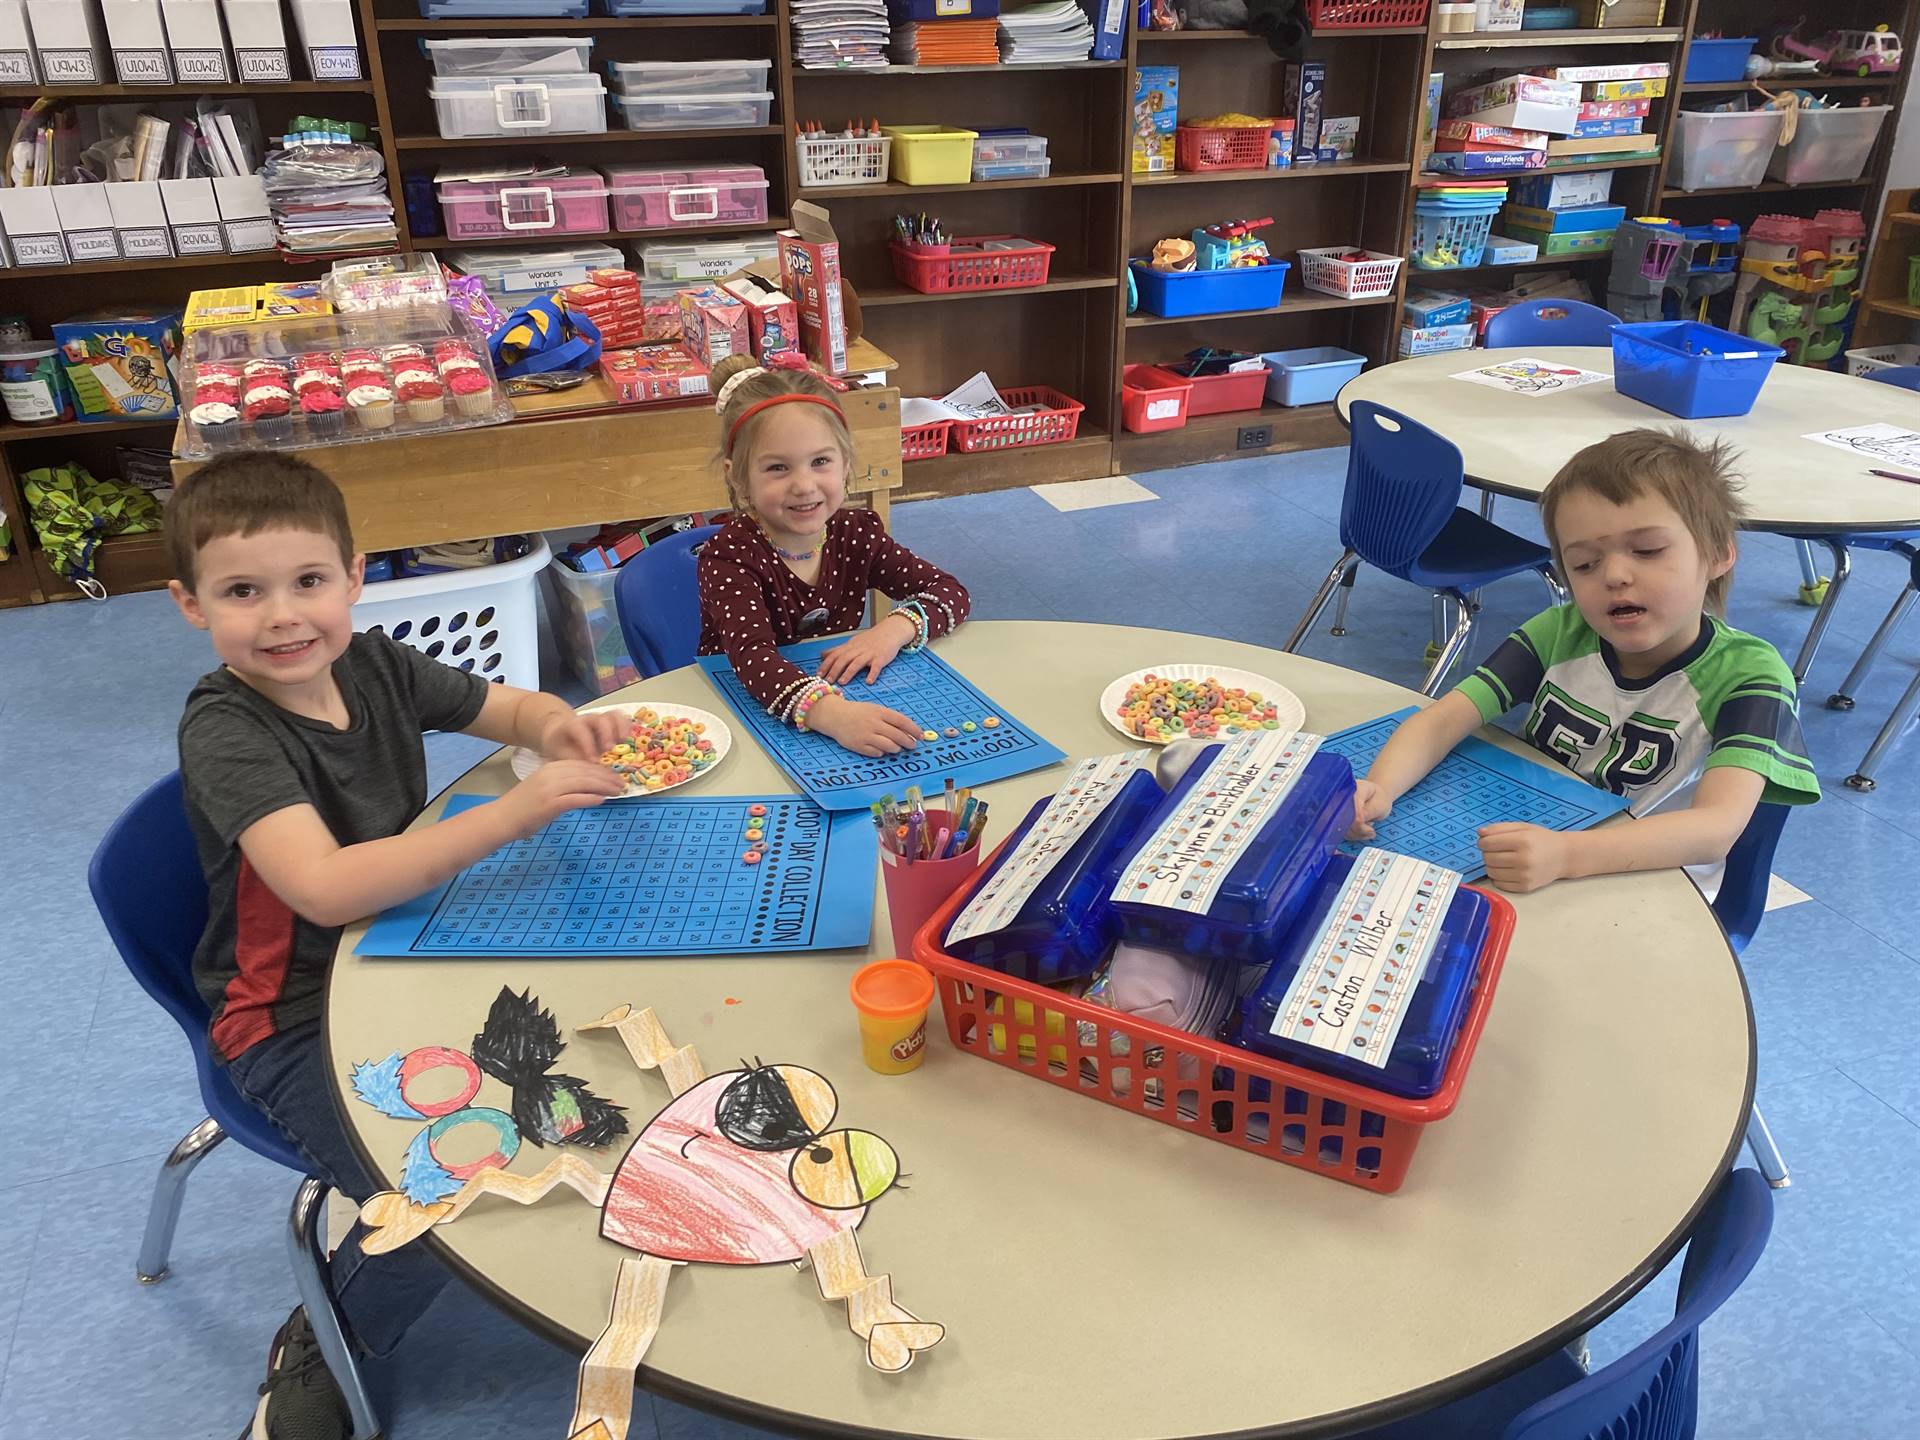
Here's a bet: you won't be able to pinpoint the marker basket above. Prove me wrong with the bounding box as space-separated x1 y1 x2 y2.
913 842 1516 1194
890 235 1055 294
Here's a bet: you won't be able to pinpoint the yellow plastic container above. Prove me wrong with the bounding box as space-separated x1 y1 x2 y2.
883 126 980 186
850 959 935 1075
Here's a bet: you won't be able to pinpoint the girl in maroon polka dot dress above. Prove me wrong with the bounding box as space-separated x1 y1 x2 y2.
697 354 971 758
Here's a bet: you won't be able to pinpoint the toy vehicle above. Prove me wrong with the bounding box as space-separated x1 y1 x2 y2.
1830 26 1902 77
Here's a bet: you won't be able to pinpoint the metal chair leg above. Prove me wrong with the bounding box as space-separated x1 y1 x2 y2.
1285 550 1356 653
1795 539 1823 591
1330 562 1360 636
1745 1105 1791 1189
137 1116 226 1283
1538 564 1569 609
1479 488 1496 520
1792 539 1852 683
1422 594 1476 697
1845 666 1920 793
1829 587 1917 710
289 1178 384 1440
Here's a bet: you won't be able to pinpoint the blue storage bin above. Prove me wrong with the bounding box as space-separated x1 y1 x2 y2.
941 766 1166 986
1683 37 1757 83
1129 260 1290 318
1232 851 1492 1099
1260 346 1366 406
1411 204 1500 269
1611 320 1784 419
1107 738 1353 967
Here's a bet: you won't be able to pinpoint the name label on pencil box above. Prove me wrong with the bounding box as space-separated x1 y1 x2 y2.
171 222 224 256
0 49 32 84
1268 849 1459 1068
308 45 361 80
112 48 172 84
1112 731 1322 915
948 750 1152 944
236 47 291 83
65 227 119 261
120 227 172 259
8 231 69 267
40 49 100 83
174 49 231 83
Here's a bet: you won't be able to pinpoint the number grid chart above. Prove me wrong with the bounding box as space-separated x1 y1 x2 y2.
1320 707 1630 880
356 793 877 958
697 639 1066 810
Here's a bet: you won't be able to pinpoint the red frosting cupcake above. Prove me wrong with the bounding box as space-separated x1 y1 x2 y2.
293 354 345 439
384 343 445 423
191 362 243 451
433 338 494 417
241 359 293 444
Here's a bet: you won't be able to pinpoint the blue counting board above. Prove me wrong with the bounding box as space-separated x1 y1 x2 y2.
356 793 875 958
697 639 1066 810
1320 707 1630 880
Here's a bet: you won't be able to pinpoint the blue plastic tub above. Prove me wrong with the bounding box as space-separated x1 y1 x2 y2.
1683 37 1758 83
1260 346 1367 407
1611 320 1784 419
1129 260 1290 318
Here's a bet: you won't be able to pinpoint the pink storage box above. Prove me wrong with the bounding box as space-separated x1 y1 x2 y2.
436 169 610 241
607 164 769 234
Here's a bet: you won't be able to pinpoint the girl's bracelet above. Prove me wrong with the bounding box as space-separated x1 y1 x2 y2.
794 680 840 731
888 600 929 652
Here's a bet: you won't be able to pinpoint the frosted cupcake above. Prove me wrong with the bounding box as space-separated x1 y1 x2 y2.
340 349 394 432
241 359 293 446
292 354 345 439
190 363 242 451
385 345 445 423
433 338 493 417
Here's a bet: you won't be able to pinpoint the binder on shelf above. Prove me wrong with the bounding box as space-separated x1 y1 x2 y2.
1088 0 1122 61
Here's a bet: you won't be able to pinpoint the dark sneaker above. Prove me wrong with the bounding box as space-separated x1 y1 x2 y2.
244 1307 350 1440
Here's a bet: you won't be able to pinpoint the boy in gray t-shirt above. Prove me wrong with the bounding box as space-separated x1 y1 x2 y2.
168 455 626 1440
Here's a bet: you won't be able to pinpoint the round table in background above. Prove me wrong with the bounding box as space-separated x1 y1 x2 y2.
328 621 1752 1440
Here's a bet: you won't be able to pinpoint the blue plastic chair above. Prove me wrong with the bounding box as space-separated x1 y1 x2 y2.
1287 401 1567 695
613 523 724 678
1838 545 1920 793
1353 1168 1774 1440
1861 363 1920 392
1712 801 1795 1186
1482 298 1621 349
89 774 380 1440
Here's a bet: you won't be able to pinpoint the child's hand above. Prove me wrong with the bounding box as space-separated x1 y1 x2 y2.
1477 822 1571 893
1349 779 1392 841
538 707 629 762
816 613 919 685
807 694 923 757
503 760 626 834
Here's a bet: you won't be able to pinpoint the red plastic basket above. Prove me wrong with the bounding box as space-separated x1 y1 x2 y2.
1175 125 1271 172
889 235 1056 294
1144 363 1269 416
913 843 1516 1194
1120 364 1192 433
948 386 1085 453
1303 0 1433 29
901 420 950 461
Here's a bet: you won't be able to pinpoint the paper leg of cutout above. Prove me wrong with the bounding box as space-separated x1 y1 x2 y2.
806 1228 944 1373
578 1004 707 1098
358 1154 613 1255
569 1253 679 1440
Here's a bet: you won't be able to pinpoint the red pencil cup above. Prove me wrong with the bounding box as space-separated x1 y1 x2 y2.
879 809 981 957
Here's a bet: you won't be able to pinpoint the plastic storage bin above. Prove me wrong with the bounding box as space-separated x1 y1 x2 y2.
436 169 609 240
422 36 594 76
1261 346 1367 406
605 57 770 96
1846 342 1920 377
1669 108 1785 192
1147 364 1267 416
612 91 772 131
949 386 1084 452
1766 105 1891 186
1303 0 1431 27
972 132 1049 182
542 556 641 695
1682 37 1757 83
1297 246 1404 299
607 163 769 232
1121 363 1193 433
1611 320 1784 419
353 536 549 693
884 125 979 185
901 420 950 460
429 74 608 139
1411 204 1499 268
890 235 1054 294
796 134 890 188
1175 124 1269 171
446 242 623 307
638 234 778 280
1130 259 1290 317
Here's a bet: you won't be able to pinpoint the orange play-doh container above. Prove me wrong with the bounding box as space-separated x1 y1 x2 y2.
849 959 936 1075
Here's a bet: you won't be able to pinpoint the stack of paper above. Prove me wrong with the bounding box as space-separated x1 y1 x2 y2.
997 1 1094 64
262 143 397 256
792 0 891 69
890 19 1000 66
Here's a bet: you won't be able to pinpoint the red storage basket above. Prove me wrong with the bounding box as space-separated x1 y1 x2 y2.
1175 125 1271 172
1303 0 1433 29
1145 363 1269 416
1120 364 1193 433
948 386 1085 452
889 235 1055 294
913 843 1515 1194
901 420 950 461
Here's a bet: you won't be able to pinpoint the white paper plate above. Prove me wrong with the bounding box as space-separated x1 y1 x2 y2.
1099 665 1306 746
509 703 733 798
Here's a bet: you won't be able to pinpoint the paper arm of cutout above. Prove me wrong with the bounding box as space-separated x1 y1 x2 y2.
806 1228 945 1373
358 1154 614 1255
567 1253 680 1440
577 1004 707 1098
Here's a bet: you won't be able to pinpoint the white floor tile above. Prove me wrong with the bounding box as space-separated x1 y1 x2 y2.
1764 873 1813 912
1030 475 1159 512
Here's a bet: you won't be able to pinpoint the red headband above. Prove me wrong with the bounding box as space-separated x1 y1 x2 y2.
726 393 846 455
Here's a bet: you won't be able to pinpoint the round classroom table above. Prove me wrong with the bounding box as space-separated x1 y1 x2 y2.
328 621 1753 1440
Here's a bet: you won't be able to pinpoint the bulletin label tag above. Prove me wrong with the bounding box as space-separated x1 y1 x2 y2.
1268 848 1460 1068
1110 731 1320 915
947 750 1151 944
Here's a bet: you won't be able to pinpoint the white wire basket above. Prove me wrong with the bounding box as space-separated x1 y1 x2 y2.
796 134 892 188
352 536 550 692
1845 343 1920 377
1298 246 1406 299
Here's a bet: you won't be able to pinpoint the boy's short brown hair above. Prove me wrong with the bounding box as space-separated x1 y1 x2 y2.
166 453 355 592
1538 427 1747 611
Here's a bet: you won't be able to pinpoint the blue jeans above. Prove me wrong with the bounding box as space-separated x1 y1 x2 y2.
226 1020 452 1359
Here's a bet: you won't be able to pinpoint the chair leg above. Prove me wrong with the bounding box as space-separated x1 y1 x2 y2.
1791 539 1852 684
1745 1105 1791 1189
1422 594 1475 697
1795 538 1824 592
1828 587 1916 711
1329 562 1360 637
137 1116 226 1283
1285 550 1356 653
1479 488 1496 520
1537 564 1569 609
1845 666 1920 793
288 1178 384 1440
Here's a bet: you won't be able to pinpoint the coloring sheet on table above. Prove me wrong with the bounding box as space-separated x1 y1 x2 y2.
1802 423 1920 469
1451 358 1611 396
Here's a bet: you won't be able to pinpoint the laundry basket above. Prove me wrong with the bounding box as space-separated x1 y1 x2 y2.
352 536 549 691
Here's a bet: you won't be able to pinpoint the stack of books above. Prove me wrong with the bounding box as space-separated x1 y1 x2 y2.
890 19 1000 66
792 0 891 69
997 1 1094 65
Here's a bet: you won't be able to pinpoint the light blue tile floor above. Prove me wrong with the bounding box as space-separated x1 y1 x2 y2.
2 447 1917 1438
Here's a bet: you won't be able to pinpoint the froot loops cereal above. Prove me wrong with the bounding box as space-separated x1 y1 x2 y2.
599 708 719 794
1115 674 1281 741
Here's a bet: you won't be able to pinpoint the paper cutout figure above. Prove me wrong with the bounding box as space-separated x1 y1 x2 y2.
357 1001 942 1440
470 987 628 1147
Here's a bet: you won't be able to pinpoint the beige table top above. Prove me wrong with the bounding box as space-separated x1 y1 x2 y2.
328 622 1752 1440
1340 345 1920 536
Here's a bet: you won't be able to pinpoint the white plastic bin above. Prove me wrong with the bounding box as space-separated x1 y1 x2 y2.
611 91 772 131
605 57 770 97
637 234 779 281
428 74 608 139
353 536 549 692
423 35 593 77
542 558 640 695
1846 342 1920 377
1670 109 1785 193
446 242 623 306
1767 105 1891 186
